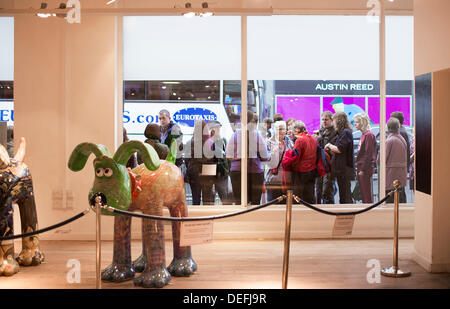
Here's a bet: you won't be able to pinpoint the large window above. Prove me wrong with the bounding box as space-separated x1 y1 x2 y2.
123 16 241 206
122 14 414 207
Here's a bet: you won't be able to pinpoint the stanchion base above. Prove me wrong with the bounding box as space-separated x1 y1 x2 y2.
381 266 411 277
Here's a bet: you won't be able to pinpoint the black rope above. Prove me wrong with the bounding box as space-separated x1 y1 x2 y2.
0 209 90 241
107 196 285 222
292 191 394 216
0 189 395 241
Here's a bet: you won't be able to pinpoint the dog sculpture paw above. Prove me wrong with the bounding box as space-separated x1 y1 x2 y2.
168 256 197 277
0 255 19 276
17 247 45 266
133 267 171 288
101 263 136 282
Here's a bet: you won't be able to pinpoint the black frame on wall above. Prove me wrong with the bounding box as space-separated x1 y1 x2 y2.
414 73 432 195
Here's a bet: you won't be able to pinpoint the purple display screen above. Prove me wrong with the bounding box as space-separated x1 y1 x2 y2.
368 97 411 127
276 96 412 132
276 96 321 133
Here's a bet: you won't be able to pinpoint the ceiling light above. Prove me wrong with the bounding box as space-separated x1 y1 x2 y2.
35 2 67 19
37 13 51 18
183 3 195 18
55 3 67 18
106 0 118 5
36 2 51 18
200 2 213 17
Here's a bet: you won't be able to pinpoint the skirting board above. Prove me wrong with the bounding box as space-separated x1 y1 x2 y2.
36 206 415 241
413 251 450 273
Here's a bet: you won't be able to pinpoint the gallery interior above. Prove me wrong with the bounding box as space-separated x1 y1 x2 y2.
0 0 449 290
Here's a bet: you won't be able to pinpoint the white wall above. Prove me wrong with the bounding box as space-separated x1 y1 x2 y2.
14 14 121 241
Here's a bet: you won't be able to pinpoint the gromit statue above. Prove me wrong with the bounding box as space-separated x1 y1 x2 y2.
68 140 197 288
0 138 44 276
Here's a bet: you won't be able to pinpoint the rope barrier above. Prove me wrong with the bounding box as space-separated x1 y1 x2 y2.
105 196 286 221
0 189 396 241
0 208 91 241
292 191 394 216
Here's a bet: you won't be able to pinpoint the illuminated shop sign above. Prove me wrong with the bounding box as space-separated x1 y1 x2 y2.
276 80 412 96
315 83 375 92
123 102 233 143
0 101 14 126
173 108 217 127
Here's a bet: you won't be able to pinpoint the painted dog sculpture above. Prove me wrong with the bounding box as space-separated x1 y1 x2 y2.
68 140 197 288
0 138 44 276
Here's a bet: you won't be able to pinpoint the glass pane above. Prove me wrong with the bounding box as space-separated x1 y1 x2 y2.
385 16 414 204
248 15 381 205
123 16 241 206
0 17 14 157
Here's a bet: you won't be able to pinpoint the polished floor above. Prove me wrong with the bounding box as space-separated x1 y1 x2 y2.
1 239 449 289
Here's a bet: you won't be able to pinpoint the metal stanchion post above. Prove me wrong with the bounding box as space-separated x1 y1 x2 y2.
282 190 293 289
95 197 102 289
381 180 411 278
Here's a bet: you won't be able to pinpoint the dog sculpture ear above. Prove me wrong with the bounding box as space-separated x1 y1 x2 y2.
165 139 177 164
68 143 111 171
0 144 10 168
113 140 160 171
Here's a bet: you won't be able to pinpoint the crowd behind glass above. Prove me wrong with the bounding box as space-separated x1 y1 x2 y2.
124 108 414 206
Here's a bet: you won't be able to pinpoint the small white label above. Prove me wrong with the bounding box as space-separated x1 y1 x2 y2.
332 215 355 236
180 220 214 246
200 164 217 176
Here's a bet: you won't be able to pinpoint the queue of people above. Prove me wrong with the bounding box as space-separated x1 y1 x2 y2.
124 108 413 206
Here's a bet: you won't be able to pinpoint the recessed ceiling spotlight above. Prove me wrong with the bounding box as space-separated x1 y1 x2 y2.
200 2 213 17
183 3 195 18
36 2 51 18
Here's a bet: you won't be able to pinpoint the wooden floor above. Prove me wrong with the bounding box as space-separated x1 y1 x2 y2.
1 239 449 289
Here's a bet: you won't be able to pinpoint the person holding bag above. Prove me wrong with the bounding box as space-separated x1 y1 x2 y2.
184 120 215 205
208 120 231 205
265 121 294 203
353 113 376 203
282 121 317 204
226 111 270 205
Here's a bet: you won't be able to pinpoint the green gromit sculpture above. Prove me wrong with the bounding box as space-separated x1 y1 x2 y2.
68 140 197 288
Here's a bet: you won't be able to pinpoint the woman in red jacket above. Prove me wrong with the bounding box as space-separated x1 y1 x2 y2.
283 120 317 204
